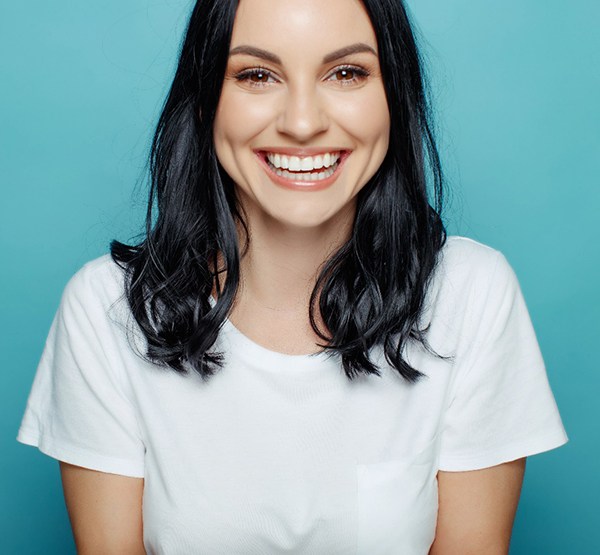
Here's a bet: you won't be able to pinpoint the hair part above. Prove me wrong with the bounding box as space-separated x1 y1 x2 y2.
111 0 446 383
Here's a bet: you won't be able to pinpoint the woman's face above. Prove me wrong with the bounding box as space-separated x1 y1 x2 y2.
213 0 390 231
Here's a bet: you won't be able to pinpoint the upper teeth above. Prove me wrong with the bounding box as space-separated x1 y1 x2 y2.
266 152 340 171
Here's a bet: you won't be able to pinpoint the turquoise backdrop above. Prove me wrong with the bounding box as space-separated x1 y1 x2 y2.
1 1 598 552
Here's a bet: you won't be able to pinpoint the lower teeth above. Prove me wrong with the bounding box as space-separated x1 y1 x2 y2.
268 161 338 182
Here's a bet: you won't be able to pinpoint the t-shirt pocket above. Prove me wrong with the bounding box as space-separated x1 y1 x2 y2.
355 435 439 555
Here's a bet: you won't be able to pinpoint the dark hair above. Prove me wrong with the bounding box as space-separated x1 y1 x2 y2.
111 0 446 383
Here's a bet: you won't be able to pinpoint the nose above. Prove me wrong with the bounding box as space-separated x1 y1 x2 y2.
276 84 329 141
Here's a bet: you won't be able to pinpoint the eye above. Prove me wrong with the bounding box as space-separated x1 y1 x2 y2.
234 68 277 88
327 65 370 86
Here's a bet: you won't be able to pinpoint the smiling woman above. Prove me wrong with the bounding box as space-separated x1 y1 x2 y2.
17 0 567 553
214 1 391 245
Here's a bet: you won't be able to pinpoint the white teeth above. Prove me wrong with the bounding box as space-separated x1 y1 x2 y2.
300 158 313 171
272 163 337 181
266 151 341 171
289 156 301 171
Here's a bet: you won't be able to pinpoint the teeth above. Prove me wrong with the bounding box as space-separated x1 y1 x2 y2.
272 163 337 181
289 156 301 171
300 158 313 171
266 151 341 171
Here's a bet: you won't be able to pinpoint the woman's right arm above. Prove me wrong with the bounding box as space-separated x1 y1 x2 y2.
60 462 145 554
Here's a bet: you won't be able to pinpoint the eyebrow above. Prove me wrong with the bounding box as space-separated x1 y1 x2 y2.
228 42 378 65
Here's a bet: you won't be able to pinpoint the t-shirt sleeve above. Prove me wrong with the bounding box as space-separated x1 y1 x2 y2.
17 263 145 478
438 250 568 471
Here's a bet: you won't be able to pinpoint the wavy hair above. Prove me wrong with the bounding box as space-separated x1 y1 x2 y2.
111 0 446 382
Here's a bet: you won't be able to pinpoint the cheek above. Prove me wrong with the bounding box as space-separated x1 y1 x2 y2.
331 88 390 147
213 88 275 189
214 89 274 147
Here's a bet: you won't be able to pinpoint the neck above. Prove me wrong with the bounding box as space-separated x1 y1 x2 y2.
214 205 355 315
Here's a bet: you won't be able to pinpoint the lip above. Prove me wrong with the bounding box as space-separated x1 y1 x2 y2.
254 149 351 192
255 147 350 156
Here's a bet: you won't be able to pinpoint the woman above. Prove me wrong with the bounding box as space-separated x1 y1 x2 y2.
17 0 568 553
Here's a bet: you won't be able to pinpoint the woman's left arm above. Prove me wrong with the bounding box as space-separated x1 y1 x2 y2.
429 458 526 555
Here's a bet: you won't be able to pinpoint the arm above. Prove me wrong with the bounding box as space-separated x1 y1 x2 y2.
60 462 145 555
429 458 526 555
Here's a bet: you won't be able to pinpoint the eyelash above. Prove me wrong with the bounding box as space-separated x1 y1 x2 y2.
233 64 370 88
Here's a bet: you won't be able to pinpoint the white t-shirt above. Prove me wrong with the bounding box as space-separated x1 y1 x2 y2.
17 236 568 555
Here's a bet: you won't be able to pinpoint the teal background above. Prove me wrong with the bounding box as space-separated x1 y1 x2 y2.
1 0 598 552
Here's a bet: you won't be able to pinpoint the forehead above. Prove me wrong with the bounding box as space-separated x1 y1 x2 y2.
229 0 377 57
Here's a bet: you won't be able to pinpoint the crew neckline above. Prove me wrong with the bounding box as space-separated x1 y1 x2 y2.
209 296 337 372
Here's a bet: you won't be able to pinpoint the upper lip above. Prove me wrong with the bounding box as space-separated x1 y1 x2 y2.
255 147 350 156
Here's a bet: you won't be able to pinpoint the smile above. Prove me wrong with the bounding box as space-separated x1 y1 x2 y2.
256 150 349 190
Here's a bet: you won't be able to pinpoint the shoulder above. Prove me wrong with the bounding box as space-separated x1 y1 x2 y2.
423 236 521 332
435 235 516 293
60 254 128 321
64 254 125 297
438 235 503 274
51 254 142 364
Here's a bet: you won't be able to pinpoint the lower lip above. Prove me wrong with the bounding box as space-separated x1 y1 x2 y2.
255 151 349 192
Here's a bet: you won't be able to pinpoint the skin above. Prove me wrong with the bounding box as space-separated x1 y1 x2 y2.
212 0 390 353
430 458 526 554
61 0 527 551
60 462 144 554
